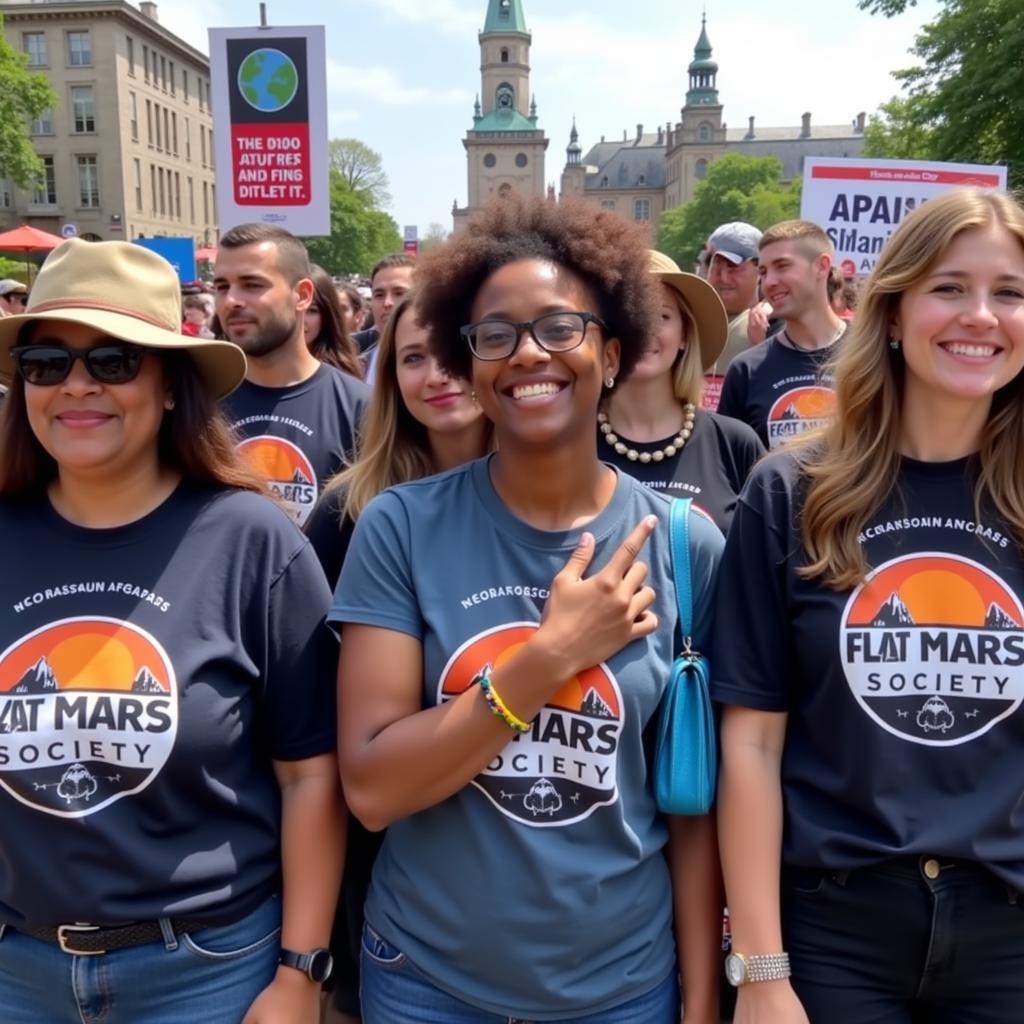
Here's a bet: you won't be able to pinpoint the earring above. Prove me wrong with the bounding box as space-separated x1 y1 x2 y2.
471 390 478 404
605 376 615 389
164 396 176 410
889 337 901 352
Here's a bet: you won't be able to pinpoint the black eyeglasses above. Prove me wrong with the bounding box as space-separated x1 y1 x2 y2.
11 343 144 386
460 311 606 361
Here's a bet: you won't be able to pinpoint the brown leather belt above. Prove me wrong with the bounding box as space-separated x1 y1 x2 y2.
21 918 209 955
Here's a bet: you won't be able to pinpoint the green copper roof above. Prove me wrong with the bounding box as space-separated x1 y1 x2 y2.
483 0 528 35
694 17 712 58
472 106 537 133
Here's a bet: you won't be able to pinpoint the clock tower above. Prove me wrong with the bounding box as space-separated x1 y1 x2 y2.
453 0 548 231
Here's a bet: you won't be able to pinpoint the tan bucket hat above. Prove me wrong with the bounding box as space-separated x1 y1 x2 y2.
648 249 728 371
0 238 246 399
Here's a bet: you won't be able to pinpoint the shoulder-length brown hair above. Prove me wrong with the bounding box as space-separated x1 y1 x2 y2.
325 292 493 520
0 349 266 498
307 265 364 379
798 188 1024 589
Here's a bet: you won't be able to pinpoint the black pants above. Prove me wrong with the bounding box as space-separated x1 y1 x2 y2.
781 857 1024 1024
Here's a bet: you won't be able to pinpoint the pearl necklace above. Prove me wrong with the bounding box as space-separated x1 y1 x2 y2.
598 403 696 463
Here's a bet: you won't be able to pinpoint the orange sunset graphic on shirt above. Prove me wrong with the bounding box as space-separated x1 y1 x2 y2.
840 554 1024 746
439 623 622 827
767 385 835 449
0 617 177 817
237 435 317 525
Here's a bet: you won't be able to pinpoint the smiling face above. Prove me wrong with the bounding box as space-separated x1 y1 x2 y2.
394 307 481 436
23 321 168 481
759 239 829 321
895 224 1024 409
708 252 758 316
372 266 414 331
628 282 686 382
469 258 619 448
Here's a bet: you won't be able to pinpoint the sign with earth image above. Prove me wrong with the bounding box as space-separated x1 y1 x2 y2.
209 25 329 235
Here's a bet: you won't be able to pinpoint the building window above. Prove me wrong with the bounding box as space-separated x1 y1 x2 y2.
695 158 709 180
169 60 175 95
143 45 150 82
182 68 188 102
71 86 96 133
184 117 191 160
129 91 138 141
501 48 509 63
198 80 205 112
171 113 178 156
126 35 135 75
154 103 162 149
146 99 153 145
67 31 92 67
158 167 166 215
600 200 616 209
163 108 170 152
0 181 12 209
187 176 195 222
208 129 214 170
150 164 156 213
32 156 57 205
483 153 496 169
160 56 167 90
515 153 528 168
24 32 47 67
600 176 609 187
211 183 216 219
31 108 54 135
77 155 99 207
134 158 143 211
175 172 182 219
698 122 711 143
200 127 207 167
634 198 651 222
203 180 209 222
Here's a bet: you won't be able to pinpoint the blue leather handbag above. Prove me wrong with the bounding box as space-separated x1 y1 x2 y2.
653 498 718 815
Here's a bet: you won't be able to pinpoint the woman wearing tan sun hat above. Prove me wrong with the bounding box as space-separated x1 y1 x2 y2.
599 249 765 534
0 238 343 1023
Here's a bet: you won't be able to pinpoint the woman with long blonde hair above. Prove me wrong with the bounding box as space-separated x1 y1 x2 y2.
715 187 1024 1024
305 292 490 1024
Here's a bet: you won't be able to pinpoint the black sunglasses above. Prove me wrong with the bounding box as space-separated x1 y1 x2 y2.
6 293 27 306
11 343 144 386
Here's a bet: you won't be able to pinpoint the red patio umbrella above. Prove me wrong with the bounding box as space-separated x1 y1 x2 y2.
0 224 65 282
195 244 217 262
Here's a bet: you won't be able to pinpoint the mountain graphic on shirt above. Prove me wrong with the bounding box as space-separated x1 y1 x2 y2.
580 687 614 718
291 468 312 484
870 593 915 627
13 656 59 694
778 404 802 421
131 665 164 694
984 603 1018 630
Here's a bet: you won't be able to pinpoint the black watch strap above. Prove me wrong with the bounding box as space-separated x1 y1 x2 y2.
279 946 334 983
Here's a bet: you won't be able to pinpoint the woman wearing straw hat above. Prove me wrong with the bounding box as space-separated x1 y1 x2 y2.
599 251 764 534
0 238 343 1023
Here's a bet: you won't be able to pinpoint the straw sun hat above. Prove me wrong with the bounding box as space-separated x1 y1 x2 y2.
0 238 245 399
647 249 728 371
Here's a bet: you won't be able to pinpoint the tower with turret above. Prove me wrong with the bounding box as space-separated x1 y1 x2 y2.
559 117 585 200
453 0 548 231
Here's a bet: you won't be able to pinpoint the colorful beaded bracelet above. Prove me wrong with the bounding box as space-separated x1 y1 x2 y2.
475 665 531 734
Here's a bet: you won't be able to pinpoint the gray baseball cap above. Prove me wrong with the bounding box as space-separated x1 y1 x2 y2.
707 222 762 264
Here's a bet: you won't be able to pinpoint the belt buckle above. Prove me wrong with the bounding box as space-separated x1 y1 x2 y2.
57 923 105 955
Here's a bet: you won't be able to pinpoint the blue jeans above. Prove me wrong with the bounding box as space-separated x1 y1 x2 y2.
0 895 281 1023
359 922 680 1023
782 857 1024 1023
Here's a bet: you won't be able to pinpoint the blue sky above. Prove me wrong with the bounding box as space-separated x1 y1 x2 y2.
156 0 941 235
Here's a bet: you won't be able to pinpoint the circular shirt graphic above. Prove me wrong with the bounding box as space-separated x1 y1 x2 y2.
0 617 177 817
237 48 298 113
438 623 623 826
767 385 834 450
237 435 317 525
840 553 1024 746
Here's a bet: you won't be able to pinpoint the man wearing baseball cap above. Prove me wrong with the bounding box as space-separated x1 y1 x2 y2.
0 279 28 317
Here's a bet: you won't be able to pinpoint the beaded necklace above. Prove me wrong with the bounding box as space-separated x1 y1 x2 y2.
598 403 696 464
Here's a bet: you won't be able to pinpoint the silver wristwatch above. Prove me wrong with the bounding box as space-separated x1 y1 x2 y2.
725 951 791 986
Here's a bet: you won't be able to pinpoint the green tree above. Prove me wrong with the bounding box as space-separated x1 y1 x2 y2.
858 0 1024 186
863 95 936 160
656 154 799 268
328 138 392 208
418 222 448 255
0 16 59 186
304 171 401 277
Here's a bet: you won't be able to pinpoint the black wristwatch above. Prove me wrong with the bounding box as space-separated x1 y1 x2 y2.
279 946 334 983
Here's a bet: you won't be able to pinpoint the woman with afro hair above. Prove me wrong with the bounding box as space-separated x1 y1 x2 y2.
329 196 724 1023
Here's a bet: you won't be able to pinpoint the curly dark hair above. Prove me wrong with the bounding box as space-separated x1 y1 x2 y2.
416 195 659 382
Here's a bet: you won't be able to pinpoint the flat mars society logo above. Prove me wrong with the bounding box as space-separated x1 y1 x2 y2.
438 623 623 826
237 435 317 524
767 386 834 449
0 617 177 817
840 554 1024 745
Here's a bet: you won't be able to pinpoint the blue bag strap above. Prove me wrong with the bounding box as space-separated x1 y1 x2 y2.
669 498 694 642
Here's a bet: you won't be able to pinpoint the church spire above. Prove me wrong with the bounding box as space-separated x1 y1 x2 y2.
483 0 528 36
686 14 719 107
566 116 582 164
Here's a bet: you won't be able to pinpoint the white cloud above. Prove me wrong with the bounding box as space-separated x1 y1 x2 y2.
326 59 469 107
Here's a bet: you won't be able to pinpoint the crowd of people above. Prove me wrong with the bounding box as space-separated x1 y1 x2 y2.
0 184 1021 1024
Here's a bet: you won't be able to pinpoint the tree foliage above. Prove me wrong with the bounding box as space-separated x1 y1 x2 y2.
418 222 448 255
0 16 59 187
656 154 800 269
303 170 401 277
859 0 1024 186
863 95 936 160
328 138 392 208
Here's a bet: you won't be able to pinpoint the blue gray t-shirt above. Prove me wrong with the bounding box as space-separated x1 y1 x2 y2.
330 457 722 1019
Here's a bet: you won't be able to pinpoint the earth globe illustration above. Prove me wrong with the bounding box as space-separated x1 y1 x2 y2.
238 48 298 112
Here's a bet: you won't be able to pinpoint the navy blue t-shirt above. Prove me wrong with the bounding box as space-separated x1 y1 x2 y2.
713 453 1024 889
0 486 336 926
